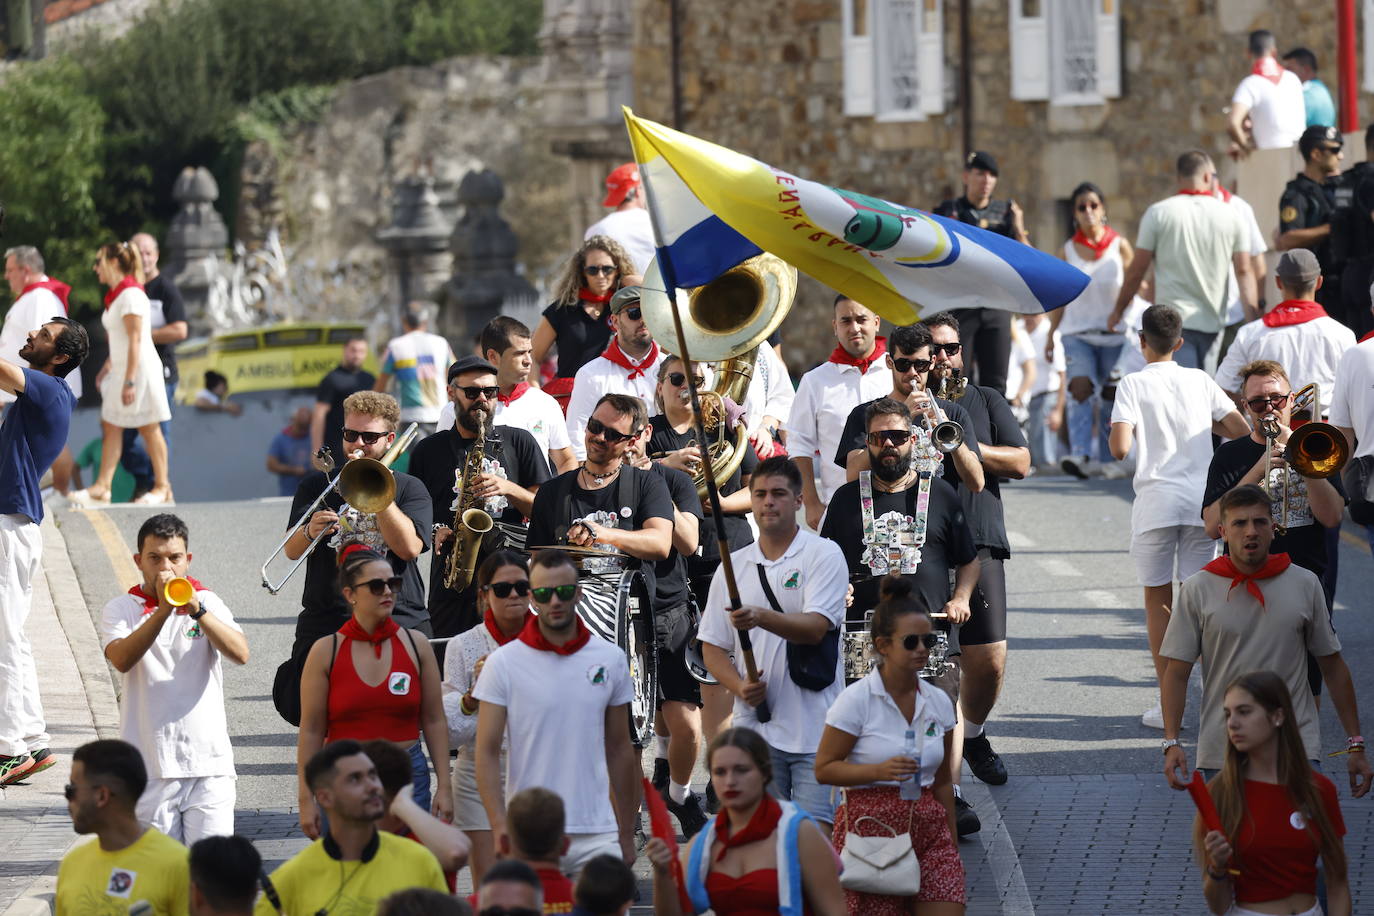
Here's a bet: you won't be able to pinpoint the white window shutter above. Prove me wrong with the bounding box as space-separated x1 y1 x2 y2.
1366 0 1374 93
918 0 945 114
874 0 923 120
1096 0 1120 98
843 0 876 116
1010 0 1050 101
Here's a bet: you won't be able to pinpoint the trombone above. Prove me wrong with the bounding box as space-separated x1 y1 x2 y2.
260 423 420 594
1256 384 1348 536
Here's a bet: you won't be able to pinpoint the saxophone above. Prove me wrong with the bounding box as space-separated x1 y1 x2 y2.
443 412 495 590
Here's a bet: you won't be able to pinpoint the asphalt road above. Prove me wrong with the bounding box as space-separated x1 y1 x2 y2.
53 472 1374 913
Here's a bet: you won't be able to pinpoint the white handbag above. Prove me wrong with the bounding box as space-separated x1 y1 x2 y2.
838 804 920 896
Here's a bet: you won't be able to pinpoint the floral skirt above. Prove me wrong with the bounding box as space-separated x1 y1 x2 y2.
833 784 966 914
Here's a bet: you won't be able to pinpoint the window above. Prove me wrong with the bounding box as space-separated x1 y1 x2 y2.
1010 0 1120 104
844 0 945 120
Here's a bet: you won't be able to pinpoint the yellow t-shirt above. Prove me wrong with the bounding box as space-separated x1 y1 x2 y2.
254 831 448 916
55 827 189 916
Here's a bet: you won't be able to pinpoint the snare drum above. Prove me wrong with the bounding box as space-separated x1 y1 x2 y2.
842 610 952 683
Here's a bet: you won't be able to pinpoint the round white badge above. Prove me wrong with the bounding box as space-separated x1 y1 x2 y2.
620 506 632 518
1290 811 1307 830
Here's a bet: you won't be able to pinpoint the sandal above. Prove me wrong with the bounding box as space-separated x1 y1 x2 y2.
67 488 112 508
133 488 174 506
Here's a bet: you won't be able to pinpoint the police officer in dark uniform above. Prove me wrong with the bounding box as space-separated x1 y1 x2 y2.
933 151 1030 395
1332 125 1374 339
1278 126 1345 320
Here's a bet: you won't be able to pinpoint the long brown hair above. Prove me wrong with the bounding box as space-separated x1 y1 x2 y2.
97 241 145 285
550 235 635 308
1192 671 1346 881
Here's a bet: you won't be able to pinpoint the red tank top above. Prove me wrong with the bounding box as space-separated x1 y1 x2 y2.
326 631 422 743
705 870 794 916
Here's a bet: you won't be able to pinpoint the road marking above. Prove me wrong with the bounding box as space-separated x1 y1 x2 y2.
79 508 140 591
1007 530 1036 549
964 780 1035 915
1036 556 1081 577
1082 588 1126 609
1340 528 1367 550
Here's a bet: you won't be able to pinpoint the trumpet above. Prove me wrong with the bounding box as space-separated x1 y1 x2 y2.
1256 383 1349 537
919 388 964 454
164 577 195 607
260 423 420 594
935 373 967 401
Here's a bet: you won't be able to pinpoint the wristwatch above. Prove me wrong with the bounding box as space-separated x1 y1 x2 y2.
1161 738 1180 754
188 605 207 621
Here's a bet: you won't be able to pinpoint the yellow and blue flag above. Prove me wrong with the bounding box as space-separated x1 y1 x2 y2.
625 108 1089 325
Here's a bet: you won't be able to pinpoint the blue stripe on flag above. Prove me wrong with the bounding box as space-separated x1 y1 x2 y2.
934 214 1088 312
659 216 762 289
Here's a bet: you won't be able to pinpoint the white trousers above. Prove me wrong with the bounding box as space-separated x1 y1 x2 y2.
559 831 621 876
0 514 47 757
136 775 237 844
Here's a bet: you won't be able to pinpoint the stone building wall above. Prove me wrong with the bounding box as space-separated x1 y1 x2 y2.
631 0 1369 371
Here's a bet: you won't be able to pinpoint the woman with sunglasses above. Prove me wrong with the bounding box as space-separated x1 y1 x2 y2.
1192 671 1349 916
296 542 453 840
815 576 966 915
441 550 531 884
529 236 636 413
1048 182 1135 476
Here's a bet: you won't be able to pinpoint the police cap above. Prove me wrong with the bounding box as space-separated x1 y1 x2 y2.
1299 125 1342 158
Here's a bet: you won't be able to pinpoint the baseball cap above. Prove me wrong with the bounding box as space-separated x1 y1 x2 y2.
602 163 641 207
965 150 999 176
1275 249 1321 286
609 286 643 314
447 354 498 383
1298 125 1342 157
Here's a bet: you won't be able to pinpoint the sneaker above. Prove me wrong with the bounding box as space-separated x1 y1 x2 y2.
963 733 1008 786
954 795 981 837
26 749 55 776
1142 703 1165 730
0 754 36 786
651 758 670 796
667 792 709 838
1060 455 1093 480
703 781 720 814
1100 461 1128 480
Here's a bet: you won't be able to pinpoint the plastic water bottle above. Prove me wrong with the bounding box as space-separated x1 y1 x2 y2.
900 728 921 800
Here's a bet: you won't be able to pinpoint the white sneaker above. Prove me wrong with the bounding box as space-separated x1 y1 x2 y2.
1101 461 1128 480
1141 703 1165 730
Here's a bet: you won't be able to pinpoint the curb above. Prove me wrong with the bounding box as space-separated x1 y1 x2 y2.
44 515 121 739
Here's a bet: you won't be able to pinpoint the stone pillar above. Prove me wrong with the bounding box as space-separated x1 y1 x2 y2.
444 170 537 346
162 166 230 333
376 175 453 333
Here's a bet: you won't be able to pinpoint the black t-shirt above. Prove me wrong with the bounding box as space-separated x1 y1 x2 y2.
934 196 1017 238
1332 161 1374 268
1280 173 1337 271
647 463 701 609
316 366 377 459
542 301 612 380
951 385 1026 557
820 474 977 641
287 469 433 639
1202 437 1334 576
831 395 982 486
145 274 187 386
648 414 758 566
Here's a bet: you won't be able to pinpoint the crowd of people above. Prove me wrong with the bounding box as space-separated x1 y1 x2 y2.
0 27 1372 915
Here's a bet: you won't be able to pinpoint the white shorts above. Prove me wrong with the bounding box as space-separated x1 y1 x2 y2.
1226 904 1321 916
559 831 621 876
136 774 236 844
1129 524 1216 587
451 748 505 831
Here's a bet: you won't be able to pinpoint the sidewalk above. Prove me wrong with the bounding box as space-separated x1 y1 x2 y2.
0 515 119 916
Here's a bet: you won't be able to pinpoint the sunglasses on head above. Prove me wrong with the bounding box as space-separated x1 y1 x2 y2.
583 265 617 277
483 580 530 598
1246 393 1290 413
455 385 500 401
931 342 962 356
668 371 705 388
901 633 941 651
891 356 932 373
353 576 403 596
342 428 389 445
617 305 643 321
586 416 636 444
867 429 913 446
531 584 578 603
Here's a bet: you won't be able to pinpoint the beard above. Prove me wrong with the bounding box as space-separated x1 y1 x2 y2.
872 447 910 483
458 405 489 434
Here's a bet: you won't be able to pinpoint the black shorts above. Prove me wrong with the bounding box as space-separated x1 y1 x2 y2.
656 641 702 707
959 549 1007 645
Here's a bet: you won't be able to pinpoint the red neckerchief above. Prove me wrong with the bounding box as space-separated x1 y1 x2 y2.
828 335 887 375
600 337 661 380
484 608 532 646
1262 299 1327 328
1202 553 1292 608
579 288 613 305
497 382 529 405
20 278 71 311
1360 330 1374 344
1252 55 1284 85
129 577 207 615
516 612 592 655
1071 226 1120 259
102 275 143 309
712 794 782 861
1176 189 1214 197
1214 185 1234 204
339 616 400 658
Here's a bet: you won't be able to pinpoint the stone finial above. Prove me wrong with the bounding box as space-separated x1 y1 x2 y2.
163 166 230 332
444 169 536 342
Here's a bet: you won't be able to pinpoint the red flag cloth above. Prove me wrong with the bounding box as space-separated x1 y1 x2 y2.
828 335 888 375
129 576 207 615
1071 226 1120 259
1187 771 1224 834
642 777 692 911
599 337 661 380
516 612 592 655
339 616 400 658
1261 299 1328 328
1202 553 1291 608
21 278 71 311
102 275 143 309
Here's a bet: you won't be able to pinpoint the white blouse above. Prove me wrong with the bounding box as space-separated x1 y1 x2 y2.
825 668 957 788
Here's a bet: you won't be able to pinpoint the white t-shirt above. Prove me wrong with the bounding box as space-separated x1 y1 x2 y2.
1232 70 1306 150
1003 322 1040 401
824 670 956 789
566 351 667 460
1329 339 1374 459
787 358 892 505
99 590 242 779
0 284 81 404
584 207 658 276
1059 235 1125 338
1222 193 1267 326
473 636 633 834
1214 314 1355 410
1110 361 1235 535
697 529 847 755
742 343 795 433
437 386 570 465
1026 321 1064 399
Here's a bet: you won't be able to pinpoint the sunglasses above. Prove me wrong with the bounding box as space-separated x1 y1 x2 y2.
1075 200 1101 212
901 633 941 650
586 416 636 444
891 357 932 373
483 580 531 598
480 909 542 916
455 385 500 401
64 783 76 801
1245 393 1290 413
353 576 403 596
931 342 962 356
668 372 706 388
583 265 617 277
867 429 913 446
617 305 643 321
342 428 389 445
531 584 578 603
1319 145 1343 154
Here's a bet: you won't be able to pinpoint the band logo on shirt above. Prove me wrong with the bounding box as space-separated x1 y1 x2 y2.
106 868 135 898
184 622 203 639
389 672 412 695
587 665 607 686
783 570 801 590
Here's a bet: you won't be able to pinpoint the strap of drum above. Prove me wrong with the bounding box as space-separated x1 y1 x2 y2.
859 469 932 576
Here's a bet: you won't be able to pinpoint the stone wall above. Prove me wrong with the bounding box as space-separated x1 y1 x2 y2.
631 0 1369 371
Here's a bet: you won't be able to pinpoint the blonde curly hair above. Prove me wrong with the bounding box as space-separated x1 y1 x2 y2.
342 390 400 428
550 235 636 308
